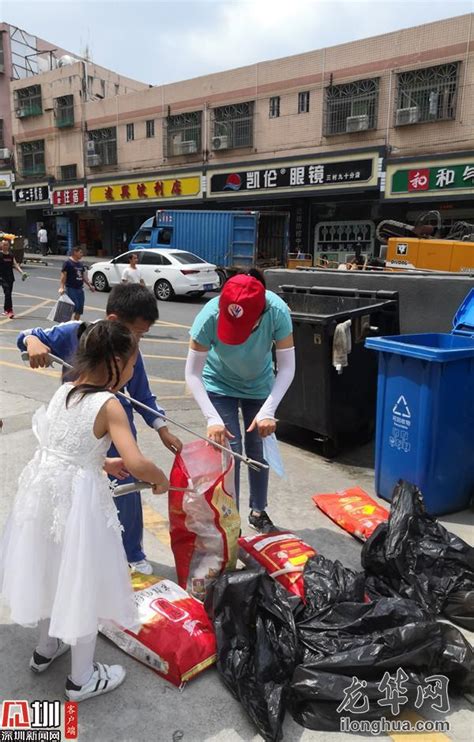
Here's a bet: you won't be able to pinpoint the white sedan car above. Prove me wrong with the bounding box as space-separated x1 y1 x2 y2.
88 249 219 301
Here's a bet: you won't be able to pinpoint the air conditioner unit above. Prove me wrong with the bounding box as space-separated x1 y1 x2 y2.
180 140 198 154
395 106 419 126
87 154 102 167
346 114 369 132
0 148 10 160
86 140 97 154
16 108 27 118
212 135 229 151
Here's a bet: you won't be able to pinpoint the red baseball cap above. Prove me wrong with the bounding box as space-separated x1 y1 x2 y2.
217 275 266 345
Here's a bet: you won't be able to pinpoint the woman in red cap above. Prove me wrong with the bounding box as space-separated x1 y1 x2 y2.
185 271 295 532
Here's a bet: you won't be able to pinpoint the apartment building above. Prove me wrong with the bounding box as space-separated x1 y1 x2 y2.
6 13 474 261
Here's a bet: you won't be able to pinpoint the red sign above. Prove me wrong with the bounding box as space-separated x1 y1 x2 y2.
52 187 86 207
64 701 78 739
408 169 430 191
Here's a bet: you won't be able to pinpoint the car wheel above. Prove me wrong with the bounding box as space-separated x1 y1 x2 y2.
154 279 174 301
92 272 109 292
216 269 227 289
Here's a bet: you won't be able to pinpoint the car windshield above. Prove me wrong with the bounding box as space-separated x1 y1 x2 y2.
169 252 206 264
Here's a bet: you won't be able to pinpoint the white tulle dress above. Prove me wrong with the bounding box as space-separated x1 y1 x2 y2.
0 383 138 645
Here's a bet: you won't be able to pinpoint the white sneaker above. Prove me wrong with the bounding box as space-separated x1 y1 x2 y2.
65 662 126 702
30 641 70 673
129 559 153 575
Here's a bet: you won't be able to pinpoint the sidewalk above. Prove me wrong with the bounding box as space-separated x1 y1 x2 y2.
0 363 473 741
23 252 102 266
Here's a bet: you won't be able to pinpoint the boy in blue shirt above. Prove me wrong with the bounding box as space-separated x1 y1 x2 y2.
18 283 182 574
59 246 95 321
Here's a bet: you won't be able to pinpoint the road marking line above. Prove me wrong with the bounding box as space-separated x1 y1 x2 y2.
141 337 189 345
15 290 97 312
35 277 58 282
0 359 60 378
147 374 185 385
156 320 191 330
0 299 53 326
142 503 170 546
142 353 186 361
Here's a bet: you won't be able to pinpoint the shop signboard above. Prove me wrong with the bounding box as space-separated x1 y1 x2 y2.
52 186 86 207
385 158 474 199
208 152 380 197
14 184 50 204
88 174 202 205
0 172 13 191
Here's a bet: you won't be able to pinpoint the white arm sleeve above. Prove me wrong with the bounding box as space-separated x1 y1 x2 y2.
185 349 224 427
256 346 296 421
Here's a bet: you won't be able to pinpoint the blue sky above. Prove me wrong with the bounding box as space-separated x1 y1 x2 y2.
3 0 473 85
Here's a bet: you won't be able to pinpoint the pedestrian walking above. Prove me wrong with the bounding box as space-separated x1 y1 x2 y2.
185 270 295 533
0 238 27 318
1 320 169 702
121 252 145 285
59 246 95 320
37 224 50 256
18 283 182 574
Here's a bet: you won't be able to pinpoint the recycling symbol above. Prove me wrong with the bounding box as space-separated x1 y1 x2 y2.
392 395 411 418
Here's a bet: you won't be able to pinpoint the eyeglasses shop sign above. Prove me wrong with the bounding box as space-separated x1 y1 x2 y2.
14 185 50 204
210 158 374 194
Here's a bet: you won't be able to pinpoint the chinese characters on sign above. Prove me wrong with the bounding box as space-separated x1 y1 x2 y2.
210 159 374 194
52 188 85 207
393 162 474 194
14 186 50 204
89 176 201 205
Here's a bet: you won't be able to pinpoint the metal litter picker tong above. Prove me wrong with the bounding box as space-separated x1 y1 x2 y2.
22 351 268 472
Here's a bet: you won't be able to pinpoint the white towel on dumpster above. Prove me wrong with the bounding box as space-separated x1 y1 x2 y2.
332 319 352 373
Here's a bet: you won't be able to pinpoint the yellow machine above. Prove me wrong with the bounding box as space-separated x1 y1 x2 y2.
377 213 474 273
386 237 474 273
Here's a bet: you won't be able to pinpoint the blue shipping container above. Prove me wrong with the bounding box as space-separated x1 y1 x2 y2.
366 290 474 514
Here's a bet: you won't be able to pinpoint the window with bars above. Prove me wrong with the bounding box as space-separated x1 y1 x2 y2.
0 120 4 148
166 111 201 156
60 164 77 181
19 140 45 176
55 95 74 128
15 85 42 117
146 119 155 138
88 127 117 165
126 123 135 142
324 78 379 135
395 63 459 125
269 96 280 118
212 101 254 149
298 91 310 114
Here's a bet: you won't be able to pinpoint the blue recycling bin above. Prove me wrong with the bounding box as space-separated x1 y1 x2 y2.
366 289 474 515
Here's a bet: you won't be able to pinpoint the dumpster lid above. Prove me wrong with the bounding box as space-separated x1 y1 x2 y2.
452 288 474 336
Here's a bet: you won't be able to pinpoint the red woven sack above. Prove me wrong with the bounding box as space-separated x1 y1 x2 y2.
313 488 389 541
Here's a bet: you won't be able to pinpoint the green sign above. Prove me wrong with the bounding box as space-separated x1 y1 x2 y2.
391 162 474 193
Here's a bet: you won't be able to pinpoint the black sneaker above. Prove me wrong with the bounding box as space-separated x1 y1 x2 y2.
248 510 276 533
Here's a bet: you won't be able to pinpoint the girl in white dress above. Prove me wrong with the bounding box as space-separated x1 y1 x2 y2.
0 320 169 702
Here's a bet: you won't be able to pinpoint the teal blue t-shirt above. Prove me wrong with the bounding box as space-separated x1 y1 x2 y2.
190 290 293 399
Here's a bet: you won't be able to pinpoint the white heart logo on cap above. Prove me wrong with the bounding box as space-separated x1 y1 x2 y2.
228 303 244 319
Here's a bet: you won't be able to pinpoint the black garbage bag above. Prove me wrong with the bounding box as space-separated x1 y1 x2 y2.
287 556 474 732
361 480 474 629
205 569 300 742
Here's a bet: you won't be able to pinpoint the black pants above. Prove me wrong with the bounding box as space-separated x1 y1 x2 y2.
1 279 13 313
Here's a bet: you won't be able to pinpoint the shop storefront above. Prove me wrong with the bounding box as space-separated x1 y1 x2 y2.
207 149 383 265
13 184 51 252
383 153 474 235
51 185 87 255
0 172 26 236
87 171 203 255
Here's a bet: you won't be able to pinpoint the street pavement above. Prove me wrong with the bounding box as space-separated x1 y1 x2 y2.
0 258 472 742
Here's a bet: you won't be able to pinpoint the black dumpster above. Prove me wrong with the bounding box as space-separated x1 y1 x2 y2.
277 285 399 455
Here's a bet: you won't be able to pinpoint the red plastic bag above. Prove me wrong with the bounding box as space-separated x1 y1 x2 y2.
238 531 316 600
313 488 389 541
169 440 241 600
100 573 216 687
